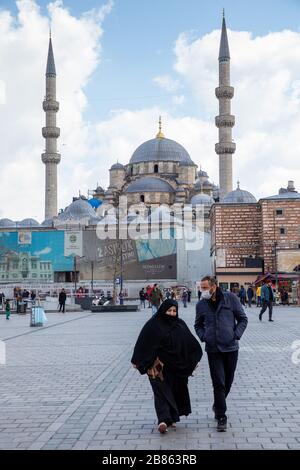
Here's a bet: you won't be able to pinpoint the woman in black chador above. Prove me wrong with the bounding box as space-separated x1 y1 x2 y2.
131 299 203 434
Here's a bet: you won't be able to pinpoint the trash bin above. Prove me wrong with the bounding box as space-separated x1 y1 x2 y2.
30 306 47 327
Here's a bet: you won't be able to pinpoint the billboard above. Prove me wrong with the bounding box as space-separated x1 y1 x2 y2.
64 230 83 257
81 230 177 280
0 230 73 283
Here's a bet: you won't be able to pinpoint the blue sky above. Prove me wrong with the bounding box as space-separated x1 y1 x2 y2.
63 0 300 121
3 0 300 121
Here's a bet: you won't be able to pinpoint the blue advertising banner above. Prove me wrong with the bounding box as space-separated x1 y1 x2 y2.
0 231 73 282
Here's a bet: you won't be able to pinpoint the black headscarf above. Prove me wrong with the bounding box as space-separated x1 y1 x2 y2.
131 299 202 377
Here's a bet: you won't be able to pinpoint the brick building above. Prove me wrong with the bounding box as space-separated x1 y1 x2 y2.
211 181 300 293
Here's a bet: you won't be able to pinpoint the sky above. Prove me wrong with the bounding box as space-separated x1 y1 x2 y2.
1 0 300 221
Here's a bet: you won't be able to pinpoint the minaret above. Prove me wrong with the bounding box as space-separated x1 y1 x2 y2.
215 11 235 201
41 33 61 219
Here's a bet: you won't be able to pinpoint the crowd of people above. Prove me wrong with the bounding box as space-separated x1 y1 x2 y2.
197 282 291 308
139 285 193 314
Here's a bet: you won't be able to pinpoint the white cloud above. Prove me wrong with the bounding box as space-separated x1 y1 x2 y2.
172 94 185 106
0 80 5 104
0 4 299 224
0 0 113 221
153 74 181 93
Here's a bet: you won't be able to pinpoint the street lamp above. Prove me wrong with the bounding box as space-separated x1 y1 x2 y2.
73 255 85 297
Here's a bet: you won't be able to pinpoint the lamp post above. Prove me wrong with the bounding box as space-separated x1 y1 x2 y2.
91 260 94 294
274 241 278 290
73 255 84 298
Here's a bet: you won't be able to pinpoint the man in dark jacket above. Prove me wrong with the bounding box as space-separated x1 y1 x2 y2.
58 289 67 313
259 279 275 322
194 276 248 432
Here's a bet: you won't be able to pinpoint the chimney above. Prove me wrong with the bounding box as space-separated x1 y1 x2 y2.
287 181 296 192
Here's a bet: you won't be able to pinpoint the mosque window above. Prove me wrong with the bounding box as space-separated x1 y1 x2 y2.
140 195 145 203
275 209 284 216
154 164 159 173
279 227 285 235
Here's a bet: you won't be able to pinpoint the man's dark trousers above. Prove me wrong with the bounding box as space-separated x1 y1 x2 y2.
59 302 65 313
207 351 239 419
260 301 273 320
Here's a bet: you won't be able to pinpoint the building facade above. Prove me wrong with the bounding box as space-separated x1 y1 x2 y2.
211 182 300 291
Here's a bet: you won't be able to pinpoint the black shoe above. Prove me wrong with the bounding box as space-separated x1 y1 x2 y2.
212 405 217 420
269 319 274 322
217 417 227 432
259 313 262 321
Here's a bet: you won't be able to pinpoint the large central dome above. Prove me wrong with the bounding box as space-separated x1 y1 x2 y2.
130 137 194 165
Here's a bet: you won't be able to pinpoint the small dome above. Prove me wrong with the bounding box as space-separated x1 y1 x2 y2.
0 218 16 228
202 180 213 187
110 162 124 170
88 198 102 209
197 169 208 178
41 218 54 227
95 186 105 194
18 218 40 227
89 216 102 225
190 193 214 205
125 177 174 193
130 137 194 165
58 198 96 221
223 186 257 204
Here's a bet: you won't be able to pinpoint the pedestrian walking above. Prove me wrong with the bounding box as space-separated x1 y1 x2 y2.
259 279 275 322
149 284 163 315
5 299 11 320
182 289 188 308
197 289 202 301
280 289 289 306
238 286 246 306
58 288 67 313
165 289 171 300
195 276 248 432
256 285 261 307
146 285 153 308
139 288 146 309
131 299 203 434
187 289 192 303
247 286 254 307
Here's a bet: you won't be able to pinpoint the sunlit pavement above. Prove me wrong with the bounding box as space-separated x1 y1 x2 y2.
0 303 300 450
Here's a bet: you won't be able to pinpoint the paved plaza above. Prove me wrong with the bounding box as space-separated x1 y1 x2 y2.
0 303 300 450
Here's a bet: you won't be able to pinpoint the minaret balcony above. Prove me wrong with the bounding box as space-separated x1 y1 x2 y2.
41 152 61 164
215 115 235 128
43 100 59 112
42 127 60 138
215 142 236 155
215 86 234 99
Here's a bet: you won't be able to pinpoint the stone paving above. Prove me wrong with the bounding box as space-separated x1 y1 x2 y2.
0 303 300 450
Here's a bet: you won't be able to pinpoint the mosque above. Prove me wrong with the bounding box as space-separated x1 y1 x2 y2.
0 15 299 295
0 14 238 230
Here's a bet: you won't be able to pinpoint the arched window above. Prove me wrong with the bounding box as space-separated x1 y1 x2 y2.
140 195 145 203
154 164 158 174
